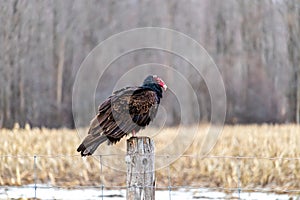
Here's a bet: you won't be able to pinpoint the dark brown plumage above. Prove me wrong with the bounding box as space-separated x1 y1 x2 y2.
77 75 167 156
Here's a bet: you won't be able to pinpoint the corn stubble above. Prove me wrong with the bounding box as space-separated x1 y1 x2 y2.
1 124 300 192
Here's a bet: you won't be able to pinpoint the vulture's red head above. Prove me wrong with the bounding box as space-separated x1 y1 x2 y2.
153 75 167 91
143 75 167 91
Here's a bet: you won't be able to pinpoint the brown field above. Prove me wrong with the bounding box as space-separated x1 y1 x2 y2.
1 124 300 192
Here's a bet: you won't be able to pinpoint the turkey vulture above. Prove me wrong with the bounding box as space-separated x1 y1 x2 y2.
77 75 167 156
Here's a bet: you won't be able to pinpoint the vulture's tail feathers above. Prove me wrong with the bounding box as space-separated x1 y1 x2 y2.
77 133 108 157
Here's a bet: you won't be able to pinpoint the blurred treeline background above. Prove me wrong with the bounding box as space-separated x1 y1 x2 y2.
0 0 299 128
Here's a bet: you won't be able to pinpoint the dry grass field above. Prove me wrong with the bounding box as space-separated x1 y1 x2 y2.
1 124 300 192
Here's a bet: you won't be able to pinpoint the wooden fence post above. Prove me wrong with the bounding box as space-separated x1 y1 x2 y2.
126 137 155 200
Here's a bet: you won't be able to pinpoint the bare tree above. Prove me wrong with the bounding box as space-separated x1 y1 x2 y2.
0 0 299 128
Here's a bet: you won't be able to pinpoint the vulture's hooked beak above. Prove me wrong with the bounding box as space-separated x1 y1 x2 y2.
163 84 168 91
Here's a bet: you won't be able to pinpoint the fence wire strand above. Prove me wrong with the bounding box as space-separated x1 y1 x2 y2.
1 154 300 160
168 163 172 200
100 155 104 200
33 155 37 200
1 154 300 199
